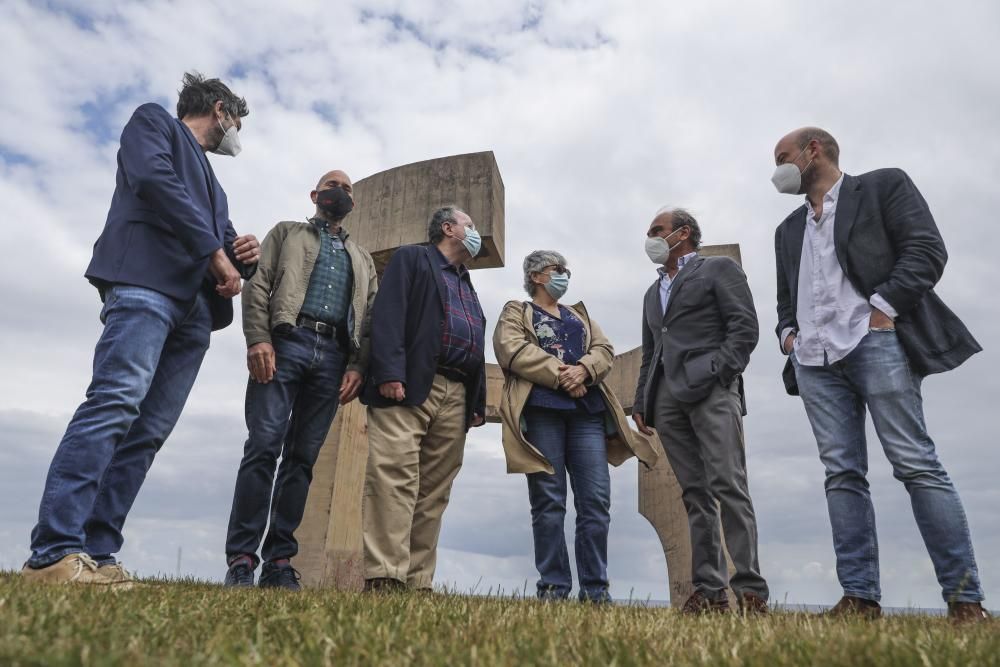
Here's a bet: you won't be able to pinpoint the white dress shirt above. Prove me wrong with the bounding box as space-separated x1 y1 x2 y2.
658 251 698 315
783 175 897 366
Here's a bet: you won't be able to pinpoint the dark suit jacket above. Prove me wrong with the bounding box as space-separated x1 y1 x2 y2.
774 169 981 394
361 245 487 431
634 255 759 427
86 103 255 331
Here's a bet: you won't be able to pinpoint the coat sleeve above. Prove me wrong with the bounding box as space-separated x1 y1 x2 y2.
119 104 222 261
369 247 414 386
492 301 563 390
633 291 654 415
711 258 759 382
576 313 614 386
242 225 284 347
347 250 379 377
774 224 796 345
871 169 948 316
224 219 258 281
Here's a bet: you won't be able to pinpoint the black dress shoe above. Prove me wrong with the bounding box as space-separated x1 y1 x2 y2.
258 561 301 591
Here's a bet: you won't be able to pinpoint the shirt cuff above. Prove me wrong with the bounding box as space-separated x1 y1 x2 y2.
779 327 795 355
870 293 898 320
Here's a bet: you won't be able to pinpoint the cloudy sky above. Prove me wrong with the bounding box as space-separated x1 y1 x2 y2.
1 0 998 607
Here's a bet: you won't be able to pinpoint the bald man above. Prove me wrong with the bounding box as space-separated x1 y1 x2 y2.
224 170 378 589
771 128 987 621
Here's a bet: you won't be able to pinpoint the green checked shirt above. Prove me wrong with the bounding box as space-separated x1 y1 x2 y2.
298 217 354 327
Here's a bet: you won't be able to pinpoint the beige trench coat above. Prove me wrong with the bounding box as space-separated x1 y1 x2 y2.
492 300 659 475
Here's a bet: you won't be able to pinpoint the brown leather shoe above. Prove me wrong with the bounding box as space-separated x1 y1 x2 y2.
363 577 405 593
948 601 991 624
681 590 730 615
825 595 882 619
738 591 769 616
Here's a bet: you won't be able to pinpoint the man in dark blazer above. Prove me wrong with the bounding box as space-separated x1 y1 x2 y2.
21 73 258 586
771 127 987 622
633 208 769 615
361 205 487 592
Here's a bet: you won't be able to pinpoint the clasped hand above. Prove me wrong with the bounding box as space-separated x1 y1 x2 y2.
558 364 590 398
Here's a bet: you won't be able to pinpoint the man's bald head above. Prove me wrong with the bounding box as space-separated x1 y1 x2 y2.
315 170 352 193
775 127 840 167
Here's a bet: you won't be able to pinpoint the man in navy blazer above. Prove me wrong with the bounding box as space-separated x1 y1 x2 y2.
361 205 487 592
21 73 259 586
771 127 987 622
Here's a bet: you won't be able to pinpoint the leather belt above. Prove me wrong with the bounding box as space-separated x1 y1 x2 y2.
296 315 338 338
436 365 469 383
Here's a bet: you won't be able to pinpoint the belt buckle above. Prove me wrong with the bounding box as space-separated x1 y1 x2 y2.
313 320 324 334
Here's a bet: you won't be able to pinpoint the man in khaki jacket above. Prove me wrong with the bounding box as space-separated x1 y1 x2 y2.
223 170 377 590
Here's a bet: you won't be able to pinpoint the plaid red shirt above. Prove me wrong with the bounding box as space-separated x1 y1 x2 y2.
434 247 485 376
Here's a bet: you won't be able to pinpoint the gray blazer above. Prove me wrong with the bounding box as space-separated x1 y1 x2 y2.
774 169 981 395
634 255 759 427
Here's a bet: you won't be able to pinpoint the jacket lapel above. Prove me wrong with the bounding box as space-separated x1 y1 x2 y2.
424 246 449 314
833 174 861 276
176 118 220 236
663 256 704 321
644 281 661 331
785 206 806 307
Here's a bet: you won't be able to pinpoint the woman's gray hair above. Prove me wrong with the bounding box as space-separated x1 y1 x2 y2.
522 249 567 296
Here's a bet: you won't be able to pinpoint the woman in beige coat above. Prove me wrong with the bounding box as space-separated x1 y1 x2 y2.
493 250 657 602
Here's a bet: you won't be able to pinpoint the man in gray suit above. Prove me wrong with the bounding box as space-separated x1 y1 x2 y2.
633 207 768 615
772 127 987 622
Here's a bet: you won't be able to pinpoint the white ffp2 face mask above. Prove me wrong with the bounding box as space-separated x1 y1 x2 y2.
644 227 685 264
771 146 811 194
212 115 242 157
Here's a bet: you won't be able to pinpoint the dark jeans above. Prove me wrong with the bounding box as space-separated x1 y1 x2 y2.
792 330 983 603
29 285 211 567
524 407 611 602
225 326 346 566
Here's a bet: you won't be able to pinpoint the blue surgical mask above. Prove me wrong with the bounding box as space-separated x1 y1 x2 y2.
543 272 569 299
461 227 482 258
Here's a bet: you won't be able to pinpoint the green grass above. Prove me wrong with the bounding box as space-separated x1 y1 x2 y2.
1 573 997 666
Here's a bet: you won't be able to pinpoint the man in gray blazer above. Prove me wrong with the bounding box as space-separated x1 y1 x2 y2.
771 127 987 622
633 207 768 615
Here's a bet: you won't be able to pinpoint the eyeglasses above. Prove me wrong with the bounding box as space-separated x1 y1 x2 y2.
544 265 571 278
445 219 476 231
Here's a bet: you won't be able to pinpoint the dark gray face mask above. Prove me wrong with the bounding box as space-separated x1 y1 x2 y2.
315 187 354 219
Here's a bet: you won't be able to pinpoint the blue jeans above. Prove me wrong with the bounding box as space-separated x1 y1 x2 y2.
29 285 211 567
225 326 346 566
792 330 983 603
524 407 611 602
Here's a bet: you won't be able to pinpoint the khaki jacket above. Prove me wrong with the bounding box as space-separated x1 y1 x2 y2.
492 300 659 474
242 220 378 375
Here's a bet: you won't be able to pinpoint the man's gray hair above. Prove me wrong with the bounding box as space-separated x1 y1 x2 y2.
427 205 464 244
522 249 567 296
653 206 702 249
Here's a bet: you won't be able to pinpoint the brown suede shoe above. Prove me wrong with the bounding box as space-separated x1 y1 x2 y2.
363 577 406 593
681 590 730 615
20 553 131 588
738 592 769 616
948 601 991 624
825 595 882 619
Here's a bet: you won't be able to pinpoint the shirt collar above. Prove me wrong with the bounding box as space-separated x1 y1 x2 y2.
657 251 698 279
308 217 348 241
432 244 468 275
805 173 845 212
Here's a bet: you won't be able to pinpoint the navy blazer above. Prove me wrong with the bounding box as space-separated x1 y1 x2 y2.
775 169 981 394
86 103 254 331
361 245 487 431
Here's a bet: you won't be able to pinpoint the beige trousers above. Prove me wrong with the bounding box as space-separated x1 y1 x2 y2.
363 374 467 588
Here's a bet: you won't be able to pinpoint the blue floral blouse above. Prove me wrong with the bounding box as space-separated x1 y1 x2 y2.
526 303 605 414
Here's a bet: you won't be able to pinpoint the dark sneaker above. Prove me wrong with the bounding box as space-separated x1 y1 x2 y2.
258 561 301 591
825 595 882 619
224 558 255 588
363 577 406 593
681 590 730 615
948 601 991 624
738 592 769 616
